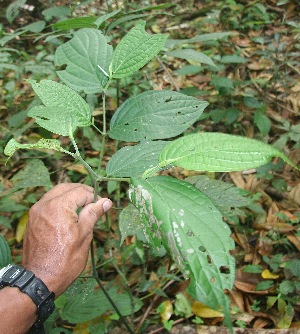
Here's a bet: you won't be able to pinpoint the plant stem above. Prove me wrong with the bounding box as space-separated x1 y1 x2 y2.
97 77 111 173
92 122 104 135
90 240 135 334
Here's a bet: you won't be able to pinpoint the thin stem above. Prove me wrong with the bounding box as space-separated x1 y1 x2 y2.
92 123 104 135
97 77 111 173
90 237 134 334
69 131 99 181
97 176 130 182
68 77 134 332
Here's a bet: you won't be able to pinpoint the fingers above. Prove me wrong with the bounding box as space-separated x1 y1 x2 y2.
78 198 113 233
41 183 101 213
40 183 94 202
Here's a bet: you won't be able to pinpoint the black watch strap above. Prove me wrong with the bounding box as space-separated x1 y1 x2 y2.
0 265 55 332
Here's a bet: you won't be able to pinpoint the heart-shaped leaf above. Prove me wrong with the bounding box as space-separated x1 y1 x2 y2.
129 176 234 321
106 141 168 177
55 28 113 93
109 90 208 141
27 80 91 135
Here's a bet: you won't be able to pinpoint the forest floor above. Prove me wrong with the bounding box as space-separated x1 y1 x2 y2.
1 0 300 333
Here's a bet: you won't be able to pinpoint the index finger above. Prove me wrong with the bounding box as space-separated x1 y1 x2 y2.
52 186 97 212
39 183 95 203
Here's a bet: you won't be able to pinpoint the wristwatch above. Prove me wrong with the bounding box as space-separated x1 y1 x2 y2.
0 264 55 333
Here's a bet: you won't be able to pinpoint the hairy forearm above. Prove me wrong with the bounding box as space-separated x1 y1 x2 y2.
0 287 37 334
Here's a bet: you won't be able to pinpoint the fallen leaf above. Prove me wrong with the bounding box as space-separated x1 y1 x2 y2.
16 211 28 243
63 163 89 175
191 301 223 318
262 269 279 280
288 182 300 205
287 235 300 252
159 300 173 321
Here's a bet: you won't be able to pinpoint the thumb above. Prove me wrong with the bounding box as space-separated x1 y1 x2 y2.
78 198 112 233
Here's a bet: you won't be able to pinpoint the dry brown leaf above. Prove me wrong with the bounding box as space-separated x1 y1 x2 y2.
229 172 246 189
235 269 268 295
290 321 300 328
127 268 143 286
228 290 245 313
286 235 300 252
191 301 223 318
247 59 273 70
62 163 88 175
253 318 272 329
288 182 300 206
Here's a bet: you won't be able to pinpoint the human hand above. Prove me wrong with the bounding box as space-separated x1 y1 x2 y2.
22 183 112 297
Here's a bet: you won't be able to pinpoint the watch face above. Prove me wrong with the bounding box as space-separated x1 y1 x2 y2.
0 264 13 279
0 264 13 287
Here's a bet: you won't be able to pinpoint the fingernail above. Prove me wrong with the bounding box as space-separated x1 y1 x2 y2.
102 199 113 212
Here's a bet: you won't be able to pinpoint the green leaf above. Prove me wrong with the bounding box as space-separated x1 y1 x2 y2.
254 110 271 136
106 141 168 177
61 280 142 323
42 6 71 20
129 176 235 318
28 106 77 136
6 0 26 24
220 55 247 63
111 21 168 78
94 9 121 28
0 235 12 268
166 32 233 48
105 13 149 34
174 293 193 317
0 197 27 212
279 281 295 295
211 76 234 92
52 16 97 30
186 175 252 210
255 280 274 291
0 31 23 47
119 204 147 244
131 3 176 13
27 80 91 135
11 159 51 189
243 265 263 274
55 28 113 93
23 21 46 33
4 138 70 159
108 90 208 141
159 133 299 172
168 49 216 67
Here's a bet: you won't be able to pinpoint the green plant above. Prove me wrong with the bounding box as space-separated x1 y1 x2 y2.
3 19 299 332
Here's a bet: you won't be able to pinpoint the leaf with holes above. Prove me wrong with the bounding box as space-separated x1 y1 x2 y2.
159 132 299 172
4 138 71 159
111 21 168 78
27 80 91 135
108 90 208 141
106 141 168 177
55 28 113 93
129 176 234 323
